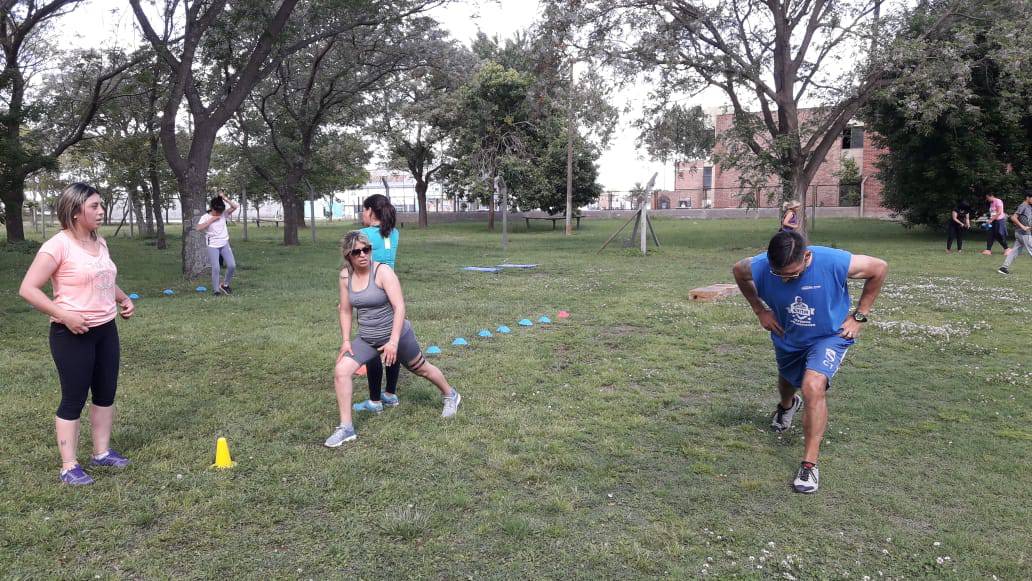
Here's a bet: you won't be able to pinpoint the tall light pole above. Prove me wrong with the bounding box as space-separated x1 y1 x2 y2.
565 58 575 236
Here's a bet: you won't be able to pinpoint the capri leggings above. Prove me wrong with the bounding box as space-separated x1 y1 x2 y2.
49 320 120 421
346 322 428 372
207 244 236 290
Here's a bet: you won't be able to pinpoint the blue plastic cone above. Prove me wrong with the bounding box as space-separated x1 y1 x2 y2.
128 293 140 300
496 325 512 334
162 289 175 296
538 316 552 324
451 337 469 346
426 345 442 355
196 286 207 293
518 319 533 327
478 329 493 338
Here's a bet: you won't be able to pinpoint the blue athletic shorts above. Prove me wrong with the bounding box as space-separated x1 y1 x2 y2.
774 335 854 388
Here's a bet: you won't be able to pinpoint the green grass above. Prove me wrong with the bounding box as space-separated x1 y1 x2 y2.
1 217 1029 579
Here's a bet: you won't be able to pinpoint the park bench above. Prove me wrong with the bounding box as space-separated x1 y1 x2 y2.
252 218 281 228
525 215 581 230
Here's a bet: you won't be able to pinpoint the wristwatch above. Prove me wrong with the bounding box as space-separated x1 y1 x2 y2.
852 310 868 323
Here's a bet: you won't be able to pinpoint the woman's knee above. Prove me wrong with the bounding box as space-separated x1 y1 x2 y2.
335 359 360 381
405 354 432 377
56 396 88 421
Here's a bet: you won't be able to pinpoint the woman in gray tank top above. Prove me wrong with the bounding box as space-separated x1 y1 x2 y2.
324 231 461 448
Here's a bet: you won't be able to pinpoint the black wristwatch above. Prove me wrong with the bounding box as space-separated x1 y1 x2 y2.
852 310 868 323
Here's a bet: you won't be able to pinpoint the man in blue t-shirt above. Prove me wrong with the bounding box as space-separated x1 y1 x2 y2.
732 230 888 493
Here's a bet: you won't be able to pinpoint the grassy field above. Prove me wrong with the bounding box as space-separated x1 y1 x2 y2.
1 217 1029 579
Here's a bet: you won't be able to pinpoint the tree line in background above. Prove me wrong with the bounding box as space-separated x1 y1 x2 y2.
3 0 1032 273
565 0 1030 226
0 0 616 276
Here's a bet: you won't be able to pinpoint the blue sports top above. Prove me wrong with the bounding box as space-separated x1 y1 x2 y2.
750 245 854 349
361 226 399 269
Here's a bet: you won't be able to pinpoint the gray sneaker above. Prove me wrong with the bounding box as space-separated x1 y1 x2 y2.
771 394 803 432
442 390 461 418
323 424 357 448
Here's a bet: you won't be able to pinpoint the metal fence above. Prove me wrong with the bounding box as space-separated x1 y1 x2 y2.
596 182 862 211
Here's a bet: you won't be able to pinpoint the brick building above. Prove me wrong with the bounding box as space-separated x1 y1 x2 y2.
670 109 890 215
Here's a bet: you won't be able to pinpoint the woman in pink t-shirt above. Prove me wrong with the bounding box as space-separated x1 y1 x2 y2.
19 183 136 486
982 193 1010 255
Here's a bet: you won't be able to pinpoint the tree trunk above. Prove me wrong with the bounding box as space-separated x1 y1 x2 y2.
1 182 26 242
178 171 211 279
138 181 155 236
144 167 167 250
242 187 249 241
487 186 495 231
280 187 301 246
145 64 166 249
130 188 147 236
294 197 307 229
415 179 429 228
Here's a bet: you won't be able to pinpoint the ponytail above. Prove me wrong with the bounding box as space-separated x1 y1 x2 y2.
363 194 396 238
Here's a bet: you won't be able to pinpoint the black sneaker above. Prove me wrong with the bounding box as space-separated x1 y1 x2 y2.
771 394 803 432
220 284 232 294
793 462 819 493
997 266 1009 275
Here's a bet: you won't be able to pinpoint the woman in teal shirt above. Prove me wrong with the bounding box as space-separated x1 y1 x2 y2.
353 194 402 413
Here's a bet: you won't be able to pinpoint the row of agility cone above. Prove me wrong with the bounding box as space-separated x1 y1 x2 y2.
426 310 570 354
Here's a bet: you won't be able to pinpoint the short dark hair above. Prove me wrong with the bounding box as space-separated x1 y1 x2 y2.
210 196 226 213
768 230 807 270
1024 189 1032 199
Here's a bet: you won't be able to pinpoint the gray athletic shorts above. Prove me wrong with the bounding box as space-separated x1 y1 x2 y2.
347 321 425 370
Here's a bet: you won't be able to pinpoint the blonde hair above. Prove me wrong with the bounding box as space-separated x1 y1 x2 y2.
340 230 372 274
56 182 101 240
782 200 802 212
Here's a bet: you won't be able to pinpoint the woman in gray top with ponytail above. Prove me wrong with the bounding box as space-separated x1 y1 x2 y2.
324 231 461 447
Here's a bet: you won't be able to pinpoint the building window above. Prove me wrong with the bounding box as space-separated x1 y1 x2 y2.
703 166 713 189
842 126 864 149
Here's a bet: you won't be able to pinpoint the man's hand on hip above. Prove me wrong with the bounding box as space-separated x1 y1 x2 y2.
756 309 784 336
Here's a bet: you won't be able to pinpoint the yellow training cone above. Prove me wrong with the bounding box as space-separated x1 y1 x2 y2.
211 437 236 469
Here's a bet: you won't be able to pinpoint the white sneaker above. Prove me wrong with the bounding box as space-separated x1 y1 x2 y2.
323 424 357 448
771 395 803 432
793 463 819 493
442 390 461 418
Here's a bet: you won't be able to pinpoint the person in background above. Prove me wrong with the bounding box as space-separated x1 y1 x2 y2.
352 194 403 414
19 183 136 486
196 192 239 295
946 200 972 253
781 200 803 234
982 192 1010 255
998 189 1032 274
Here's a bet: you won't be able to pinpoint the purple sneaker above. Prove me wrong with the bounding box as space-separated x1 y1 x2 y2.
59 465 94 486
90 449 130 468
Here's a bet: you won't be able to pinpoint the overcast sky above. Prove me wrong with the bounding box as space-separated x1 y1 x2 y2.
58 1 709 194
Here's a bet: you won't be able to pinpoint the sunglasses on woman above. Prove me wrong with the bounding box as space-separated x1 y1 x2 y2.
349 246 372 257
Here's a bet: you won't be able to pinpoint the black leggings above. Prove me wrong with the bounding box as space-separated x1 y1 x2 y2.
987 219 1009 250
947 223 965 250
367 356 401 401
49 320 120 421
